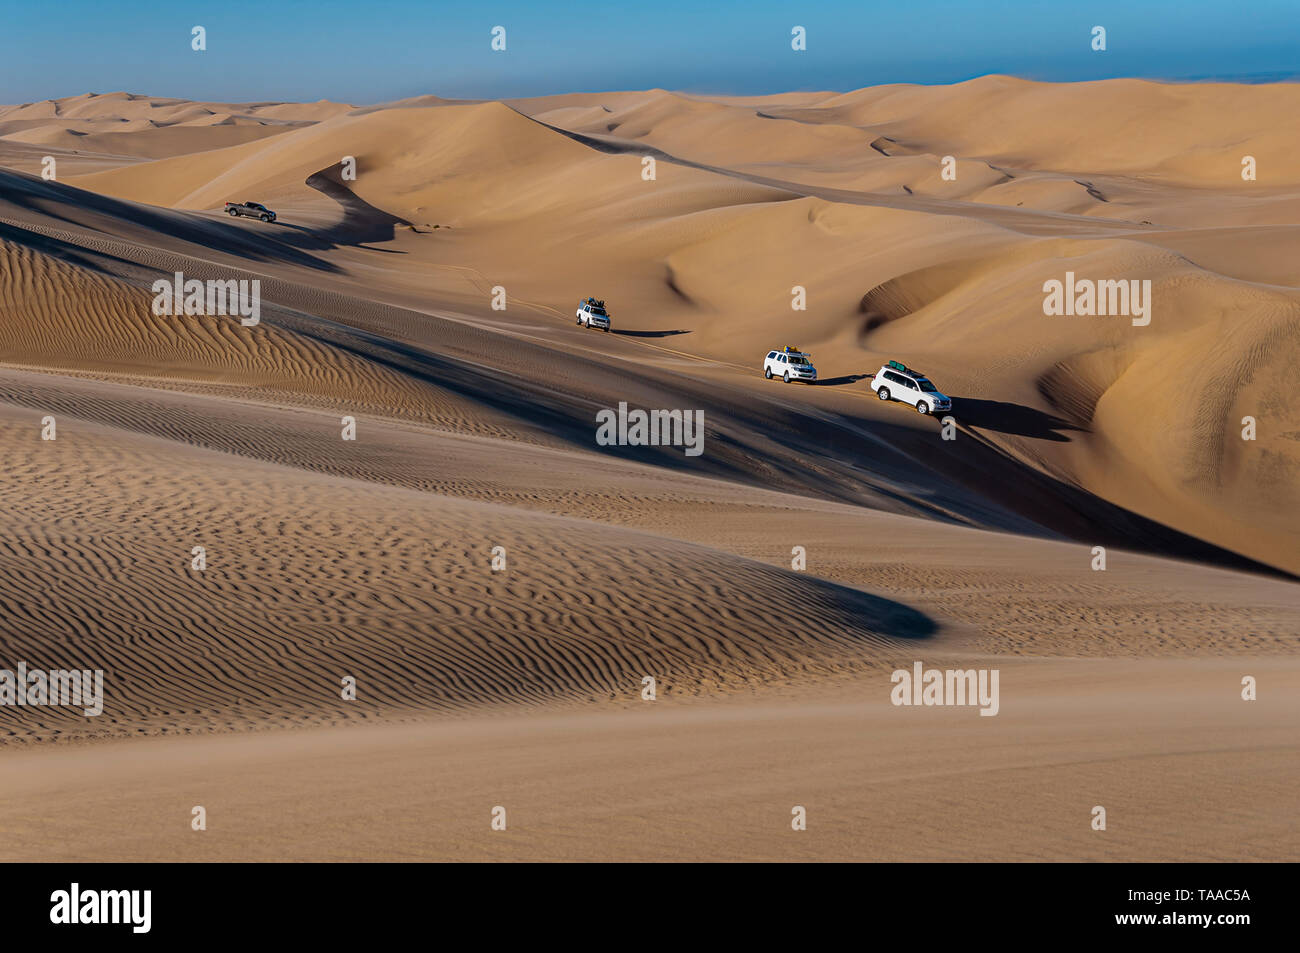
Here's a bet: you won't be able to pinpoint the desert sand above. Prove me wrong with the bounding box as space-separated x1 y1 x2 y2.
0 78 1296 860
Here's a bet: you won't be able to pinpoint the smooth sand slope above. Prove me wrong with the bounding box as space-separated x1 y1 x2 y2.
0 79 1297 860
5 659 1297 862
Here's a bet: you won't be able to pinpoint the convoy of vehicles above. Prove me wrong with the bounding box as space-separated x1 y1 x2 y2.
576 305 949 418
763 346 818 383
225 201 277 222
577 297 612 331
869 360 953 415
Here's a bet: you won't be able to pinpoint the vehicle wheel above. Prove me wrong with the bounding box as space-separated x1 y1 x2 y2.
764 367 772 379
227 208 238 216
783 371 791 383
260 214 271 222
916 401 930 415
877 387 890 401
576 316 583 326
603 326 609 332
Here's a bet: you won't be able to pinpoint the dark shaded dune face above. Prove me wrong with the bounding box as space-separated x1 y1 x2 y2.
0 409 932 743
0 169 341 272
304 167 413 245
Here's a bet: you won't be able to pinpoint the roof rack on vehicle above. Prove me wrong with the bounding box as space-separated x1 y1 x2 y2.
886 359 918 374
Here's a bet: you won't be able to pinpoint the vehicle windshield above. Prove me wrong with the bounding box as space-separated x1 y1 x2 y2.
916 378 937 392
589 307 606 316
788 356 809 365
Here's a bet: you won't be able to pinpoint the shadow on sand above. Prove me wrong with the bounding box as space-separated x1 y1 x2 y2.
611 328 691 338
951 397 1083 442
0 168 343 272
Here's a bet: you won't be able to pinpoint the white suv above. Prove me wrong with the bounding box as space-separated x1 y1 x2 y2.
577 297 611 332
763 347 818 383
870 362 952 415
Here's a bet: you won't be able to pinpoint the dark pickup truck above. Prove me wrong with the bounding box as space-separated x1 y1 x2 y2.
225 201 277 222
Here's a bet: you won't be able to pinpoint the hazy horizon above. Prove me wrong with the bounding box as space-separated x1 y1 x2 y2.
8 67 1300 110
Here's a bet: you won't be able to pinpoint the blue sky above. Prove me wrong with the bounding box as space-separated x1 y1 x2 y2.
2 0 1298 104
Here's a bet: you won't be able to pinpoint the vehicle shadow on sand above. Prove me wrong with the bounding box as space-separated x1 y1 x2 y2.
816 374 871 387
611 328 691 338
950 397 1083 441
273 220 408 254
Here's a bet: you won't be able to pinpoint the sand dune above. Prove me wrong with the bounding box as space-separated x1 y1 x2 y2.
0 391 943 744
0 94 345 167
0 78 1296 861
5 657 1298 862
